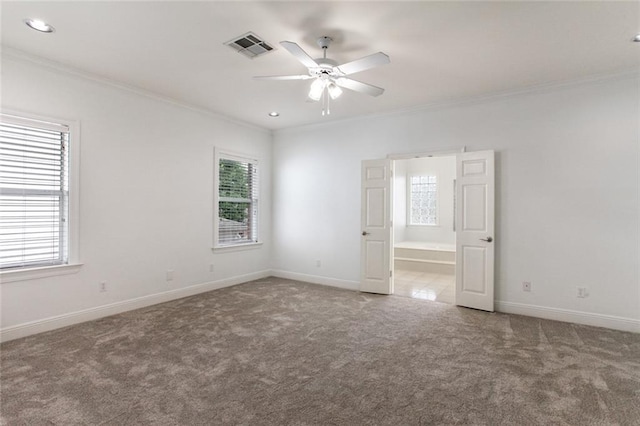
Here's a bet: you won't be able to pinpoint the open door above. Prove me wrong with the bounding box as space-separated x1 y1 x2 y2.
455 150 495 311
360 159 393 294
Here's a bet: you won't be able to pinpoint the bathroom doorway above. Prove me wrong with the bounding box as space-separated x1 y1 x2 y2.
392 155 456 303
360 150 495 311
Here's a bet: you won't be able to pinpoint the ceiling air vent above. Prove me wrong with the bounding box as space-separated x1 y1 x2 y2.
225 32 275 59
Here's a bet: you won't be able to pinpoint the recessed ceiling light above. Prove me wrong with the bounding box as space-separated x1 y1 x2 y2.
268 112 280 117
24 18 55 33
633 33 640 42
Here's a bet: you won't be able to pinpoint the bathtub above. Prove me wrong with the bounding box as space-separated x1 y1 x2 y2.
394 241 456 274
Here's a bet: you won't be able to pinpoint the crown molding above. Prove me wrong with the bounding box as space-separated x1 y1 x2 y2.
276 66 640 135
3 45 636 137
1 46 272 136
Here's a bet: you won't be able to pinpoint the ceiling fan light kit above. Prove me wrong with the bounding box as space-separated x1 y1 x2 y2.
254 35 390 116
308 77 326 101
327 82 342 100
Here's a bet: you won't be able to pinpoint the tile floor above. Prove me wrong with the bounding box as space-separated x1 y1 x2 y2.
393 269 455 304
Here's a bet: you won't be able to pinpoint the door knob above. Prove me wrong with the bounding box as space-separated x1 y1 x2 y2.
480 236 493 242
362 231 370 236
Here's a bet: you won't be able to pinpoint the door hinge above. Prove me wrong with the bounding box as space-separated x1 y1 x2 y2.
390 270 393 277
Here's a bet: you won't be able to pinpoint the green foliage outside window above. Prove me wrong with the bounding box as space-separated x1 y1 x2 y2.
219 159 249 198
219 159 251 224
219 201 248 223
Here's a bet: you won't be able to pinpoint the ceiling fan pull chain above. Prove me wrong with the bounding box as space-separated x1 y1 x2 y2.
323 87 331 115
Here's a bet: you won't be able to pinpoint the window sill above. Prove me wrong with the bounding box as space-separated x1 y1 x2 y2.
1 263 83 284
213 242 263 253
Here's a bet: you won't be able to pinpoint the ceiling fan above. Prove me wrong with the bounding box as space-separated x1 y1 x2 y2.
254 36 390 115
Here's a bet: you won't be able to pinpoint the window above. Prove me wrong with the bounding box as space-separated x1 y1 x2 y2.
214 150 259 248
409 175 438 225
0 113 74 270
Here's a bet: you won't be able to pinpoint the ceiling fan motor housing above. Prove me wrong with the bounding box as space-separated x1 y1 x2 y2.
317 36 333 50
311 58 341 78
310 36 341 78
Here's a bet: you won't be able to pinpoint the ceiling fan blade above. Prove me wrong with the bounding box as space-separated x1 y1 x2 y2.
253 75 313 80
280 41 319 69
336 52 390 75
335 78 385 97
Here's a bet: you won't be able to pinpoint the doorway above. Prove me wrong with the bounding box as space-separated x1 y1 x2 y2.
392 155 456 303
360 150 495 312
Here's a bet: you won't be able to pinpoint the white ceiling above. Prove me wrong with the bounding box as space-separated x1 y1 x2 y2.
2 1 639 130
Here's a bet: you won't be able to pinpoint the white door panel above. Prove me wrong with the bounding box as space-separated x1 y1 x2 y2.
365 188 385 227
461 246 487 293
360 159 393 294
455 151 495 311
365 240 385 279
462 184 487 231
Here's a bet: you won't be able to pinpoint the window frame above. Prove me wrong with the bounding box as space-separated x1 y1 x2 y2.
407 173 440 227
213 148 261 251
0 110 81 282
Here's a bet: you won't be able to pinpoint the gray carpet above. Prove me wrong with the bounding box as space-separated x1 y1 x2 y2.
1 277 639 425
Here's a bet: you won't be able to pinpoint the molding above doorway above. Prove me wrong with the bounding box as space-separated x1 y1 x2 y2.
387 147 466 160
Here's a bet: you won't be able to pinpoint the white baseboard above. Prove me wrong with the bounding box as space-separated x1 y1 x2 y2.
4 273 637 343
0 270 271 343
496 301 640 334
270 269 360 292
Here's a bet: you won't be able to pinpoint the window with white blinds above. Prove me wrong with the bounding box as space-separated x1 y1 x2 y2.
0 114 70 270
214 151 259 247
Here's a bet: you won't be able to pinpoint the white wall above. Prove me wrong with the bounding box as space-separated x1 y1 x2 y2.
0 54 272 334
1 52 638 336
393 160 407 243
272 74 639 328
395 156 456 245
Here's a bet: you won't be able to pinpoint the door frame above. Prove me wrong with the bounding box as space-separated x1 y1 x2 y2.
387 147 466 161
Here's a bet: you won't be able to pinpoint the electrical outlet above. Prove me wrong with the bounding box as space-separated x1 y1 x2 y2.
99 281 107 292
166 270 174 281
577 287 589 298
522 281 531 292
316 260 321 268
209 264 214 273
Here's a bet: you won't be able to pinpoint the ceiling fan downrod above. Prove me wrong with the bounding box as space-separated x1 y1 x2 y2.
317 36 333 116
317 36 332 60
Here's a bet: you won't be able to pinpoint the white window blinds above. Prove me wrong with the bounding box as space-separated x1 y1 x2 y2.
0 114 70 269
217 154 258 246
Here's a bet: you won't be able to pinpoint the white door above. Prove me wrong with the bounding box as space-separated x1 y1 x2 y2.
455 150 495 311
360 159 393 294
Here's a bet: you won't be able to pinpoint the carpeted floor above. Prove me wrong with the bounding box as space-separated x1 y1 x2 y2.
1 277 639 425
